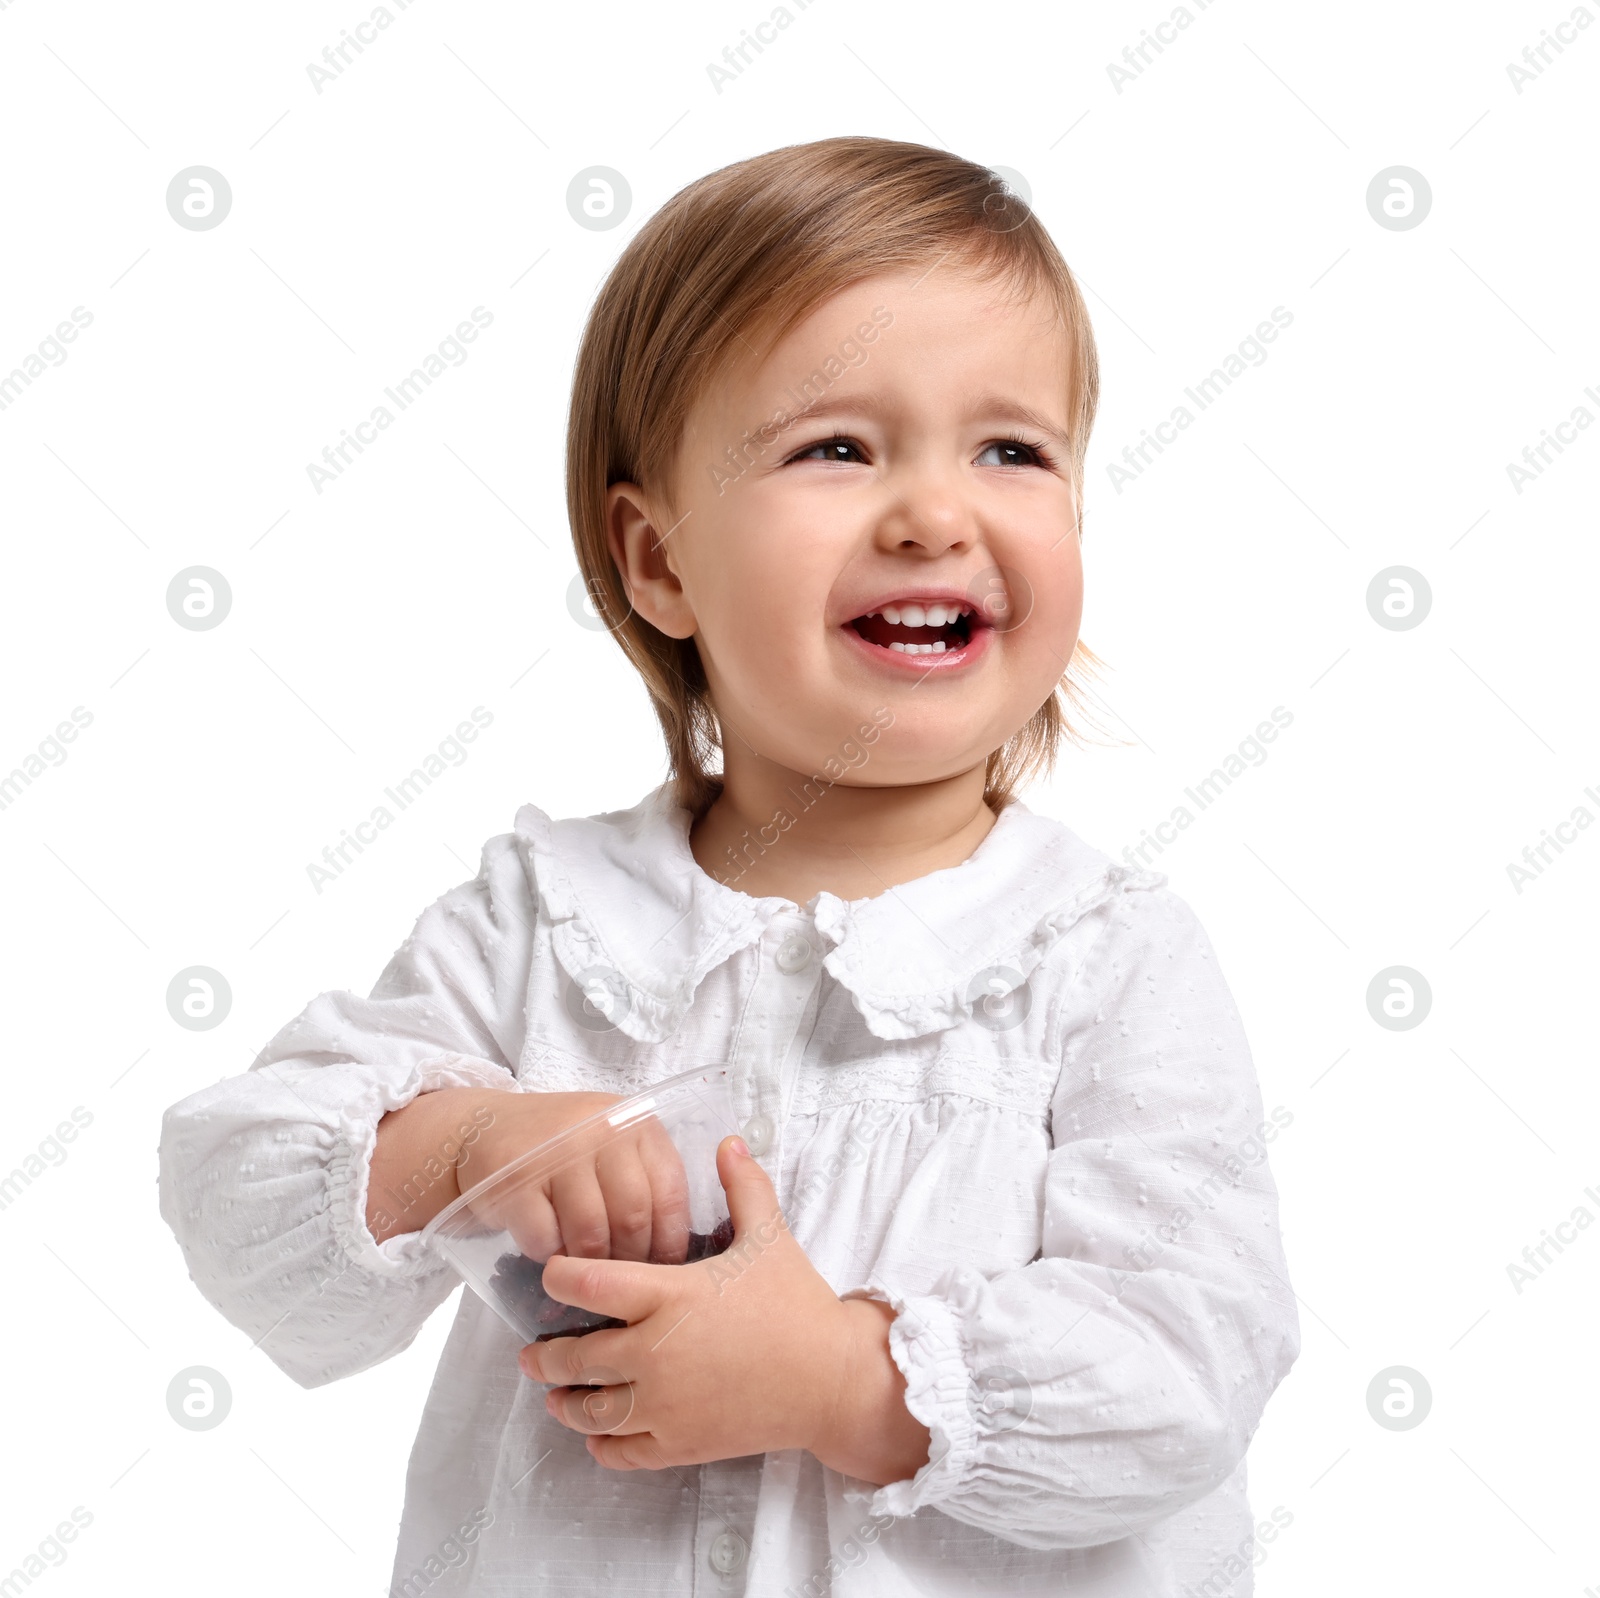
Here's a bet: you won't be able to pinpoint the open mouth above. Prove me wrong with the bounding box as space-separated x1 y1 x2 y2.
848 600 979 657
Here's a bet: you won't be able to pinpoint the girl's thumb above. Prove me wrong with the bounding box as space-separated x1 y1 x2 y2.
717 1133 782 1234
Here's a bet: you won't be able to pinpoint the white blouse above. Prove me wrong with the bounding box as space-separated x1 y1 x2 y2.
158 784 1299 1597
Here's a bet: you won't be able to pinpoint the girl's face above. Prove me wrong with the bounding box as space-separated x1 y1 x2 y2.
608 265 1084 791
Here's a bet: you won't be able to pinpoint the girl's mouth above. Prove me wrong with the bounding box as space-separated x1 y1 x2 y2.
851 601 972 655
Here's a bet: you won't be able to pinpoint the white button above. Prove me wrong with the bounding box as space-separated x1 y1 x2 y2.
775 934 813 974
709 1528 747 1574
741 1113 774 1156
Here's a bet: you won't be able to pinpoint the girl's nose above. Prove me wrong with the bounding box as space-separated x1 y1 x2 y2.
870 467 978 557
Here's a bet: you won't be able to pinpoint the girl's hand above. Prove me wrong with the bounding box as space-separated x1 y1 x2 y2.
458 1091 694 1265
519 1136 932 1487
367 1087 692 1264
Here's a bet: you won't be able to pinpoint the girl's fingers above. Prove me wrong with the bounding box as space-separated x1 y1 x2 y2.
537 1251 670 1325
492 1121 685 1265
586 1433 670 1470
503 1187 562 1263
549 1163 611 1259
479 1114 693 1270
639 1124 692 1264
544 1381 644 1437
594 1141 655 1263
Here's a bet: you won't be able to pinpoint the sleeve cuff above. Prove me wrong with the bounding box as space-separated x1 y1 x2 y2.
326 1051 520 1278
837 1280 979 1518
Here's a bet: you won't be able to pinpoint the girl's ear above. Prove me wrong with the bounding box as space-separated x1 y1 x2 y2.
605 482 697 639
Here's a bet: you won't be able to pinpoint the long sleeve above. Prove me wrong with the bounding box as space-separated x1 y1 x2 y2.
157 830 536 1388
846 881 1300 1551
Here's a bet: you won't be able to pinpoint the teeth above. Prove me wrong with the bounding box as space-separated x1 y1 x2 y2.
858 601 971 632
887 639 950 655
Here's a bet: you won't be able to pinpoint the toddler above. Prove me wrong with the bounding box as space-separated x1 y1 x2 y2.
159 136 1298 1597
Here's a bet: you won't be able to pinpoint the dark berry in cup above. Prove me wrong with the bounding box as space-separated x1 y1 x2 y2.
491 1217 737 1342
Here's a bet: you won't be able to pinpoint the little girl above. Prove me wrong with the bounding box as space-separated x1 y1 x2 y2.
160 136 1298 1597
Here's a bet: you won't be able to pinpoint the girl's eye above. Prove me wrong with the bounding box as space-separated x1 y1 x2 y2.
791 437 867 464
976 438 1050 468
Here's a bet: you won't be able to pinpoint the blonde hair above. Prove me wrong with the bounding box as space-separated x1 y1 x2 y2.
566 135 1109 818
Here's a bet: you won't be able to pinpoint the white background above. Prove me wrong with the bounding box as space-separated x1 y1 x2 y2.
1 0 1596 1592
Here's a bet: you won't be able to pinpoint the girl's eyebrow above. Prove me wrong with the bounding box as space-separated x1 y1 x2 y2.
963 393 1073 452
775 393 887 432
774 391 1071 451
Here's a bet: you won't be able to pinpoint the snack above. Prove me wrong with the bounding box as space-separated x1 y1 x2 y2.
490 1217 738 1341
423 1067 740 1348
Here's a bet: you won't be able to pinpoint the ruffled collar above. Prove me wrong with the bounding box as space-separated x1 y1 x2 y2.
514 783 1161 1044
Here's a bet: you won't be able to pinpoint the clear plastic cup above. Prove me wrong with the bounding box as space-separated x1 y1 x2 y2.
422 1066 740 1344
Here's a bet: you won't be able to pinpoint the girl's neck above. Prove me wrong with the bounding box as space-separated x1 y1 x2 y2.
688 755 998 905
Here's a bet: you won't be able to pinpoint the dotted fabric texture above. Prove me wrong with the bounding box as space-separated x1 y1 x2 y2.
158 783 1298 1597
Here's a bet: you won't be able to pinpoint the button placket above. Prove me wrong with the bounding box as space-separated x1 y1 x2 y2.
708 1527 748 1575
692 1458 757 1595
722 916 823 1183
775 932 813 974
739 1111 775 1157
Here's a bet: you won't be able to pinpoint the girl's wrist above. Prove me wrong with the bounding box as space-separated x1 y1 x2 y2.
809 1297 931 1487
367 1086 495 1243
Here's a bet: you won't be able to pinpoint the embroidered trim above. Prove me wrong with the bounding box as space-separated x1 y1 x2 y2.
513 785 1166 1045
815 865 1166 1042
